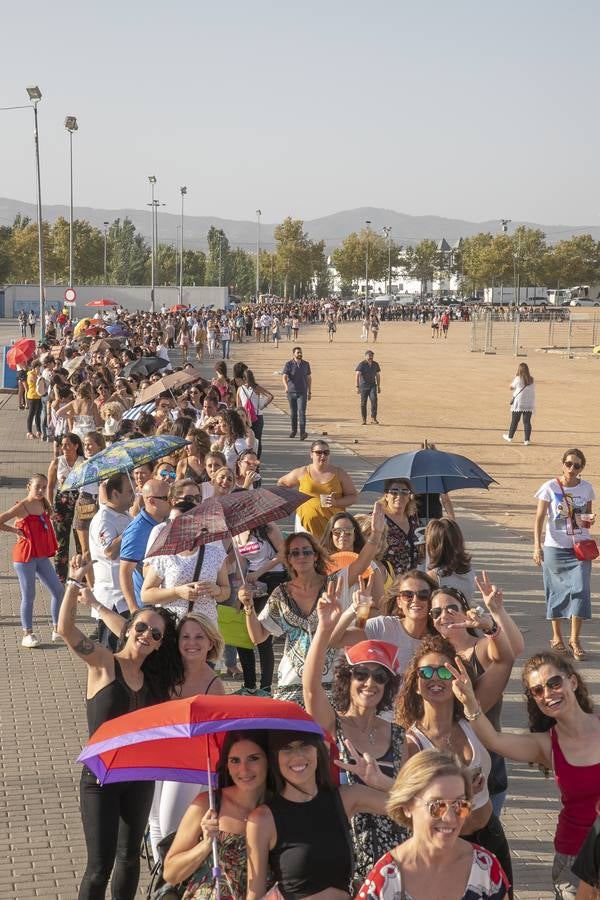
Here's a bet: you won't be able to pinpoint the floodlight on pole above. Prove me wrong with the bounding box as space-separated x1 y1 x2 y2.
103 221 109 283
26 85 45 338
64 116 78 297
256 209 261 301
383 226 392 297
179 186 187 305
148 176 157 313
365 220 371 302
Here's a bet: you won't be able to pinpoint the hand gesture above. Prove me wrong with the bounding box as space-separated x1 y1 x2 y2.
317 579 342 632
475 571 504 616
177 583 200 602
446 656 478 713
371 501 385 536
196 580 218 598
68 553 94 584
335 739 387 791
238 584 255 611
200 807 219 841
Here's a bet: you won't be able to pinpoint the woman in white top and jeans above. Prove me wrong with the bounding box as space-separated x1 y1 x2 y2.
236 369 273 458
503 362 535 445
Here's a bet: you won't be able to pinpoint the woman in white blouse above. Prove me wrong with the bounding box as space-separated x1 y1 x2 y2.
502 362 535 445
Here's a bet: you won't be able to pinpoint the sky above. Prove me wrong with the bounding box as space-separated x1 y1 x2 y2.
2 0 598 227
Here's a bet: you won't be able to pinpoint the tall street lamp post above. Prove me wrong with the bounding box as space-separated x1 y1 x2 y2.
255 209 261 301
148 176 157 313
179 186 187 305
26 86 45 339
383 225 392 296
64 116 78 295
103 221 109 283
365 219 371 303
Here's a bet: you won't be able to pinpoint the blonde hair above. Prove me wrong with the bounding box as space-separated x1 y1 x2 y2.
211 466 234 484
100 400 125 422
177 612 224 664
386 749 473 827
381 478 417 518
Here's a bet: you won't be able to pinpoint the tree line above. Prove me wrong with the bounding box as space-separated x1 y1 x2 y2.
2 214 599 298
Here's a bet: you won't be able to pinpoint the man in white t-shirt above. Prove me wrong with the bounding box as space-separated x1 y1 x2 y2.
89 473 135 648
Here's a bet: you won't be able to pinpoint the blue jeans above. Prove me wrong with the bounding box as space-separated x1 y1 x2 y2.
360 386 378 421
14 556 64 630
221 339 230 359
287 391 307 435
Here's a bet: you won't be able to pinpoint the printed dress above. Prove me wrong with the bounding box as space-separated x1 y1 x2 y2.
182 832 246 899
357 845 509 900
382 515 418 575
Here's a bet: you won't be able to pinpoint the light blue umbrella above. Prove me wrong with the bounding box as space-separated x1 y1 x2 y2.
361 448 497 495
60 435 188 491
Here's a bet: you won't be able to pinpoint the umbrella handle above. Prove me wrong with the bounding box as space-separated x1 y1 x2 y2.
206 736 221 898
231 539 246 586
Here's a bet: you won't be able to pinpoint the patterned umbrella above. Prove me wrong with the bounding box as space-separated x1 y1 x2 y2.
6 339 37 369
147 486 308 556
106 324 132 337
77 694 327 786
60 435 189 490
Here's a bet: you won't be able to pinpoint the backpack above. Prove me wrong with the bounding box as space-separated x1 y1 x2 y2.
241 387 258 424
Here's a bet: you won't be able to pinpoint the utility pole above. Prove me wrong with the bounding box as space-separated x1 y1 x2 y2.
365 220 371 302
148 176 157 313
103 221 109 283
255 209 261 301
383 225 392 296
179 186 187 304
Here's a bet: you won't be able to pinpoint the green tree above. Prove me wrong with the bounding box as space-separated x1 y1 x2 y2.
183 249 206 286
231 248 255 297
545 234 600 288
108 218 150 285
513 226 548 287
273 217 314 297
331 228 390 287
402 239 440 294
205 227 232 287
0 226 12 282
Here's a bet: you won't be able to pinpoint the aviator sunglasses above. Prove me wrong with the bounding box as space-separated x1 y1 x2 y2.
288 548 315 559
430 603 460 619
133 621 163 642
351 666 391 686
564 460 582 471
416 798 472 820
528 674 565 699
418 665 453 681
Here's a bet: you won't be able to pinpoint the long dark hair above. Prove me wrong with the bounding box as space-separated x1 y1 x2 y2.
116 606 182 701
425 518 472 575
268 730 334 796
332 659 400 715
320 512 365 555
216 730 270 791
395 634 476 729
522 651 593 733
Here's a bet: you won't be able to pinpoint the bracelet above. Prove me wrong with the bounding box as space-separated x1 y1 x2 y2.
482 619 500 638
464 706 482 721
66 578 84 589
367 538 379 546
243 606 255 616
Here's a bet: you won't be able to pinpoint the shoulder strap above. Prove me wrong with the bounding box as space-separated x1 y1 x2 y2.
204 674 219 694
331 788 355 881
188 545 207 612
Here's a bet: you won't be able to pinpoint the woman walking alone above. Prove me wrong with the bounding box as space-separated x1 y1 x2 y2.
503 362 535 445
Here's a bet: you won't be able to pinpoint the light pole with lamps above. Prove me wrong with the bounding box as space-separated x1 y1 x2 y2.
255 209 261 301
148 176 157 313
103 221 109 283
27 86 45 339
64 116 78 293
382 225 392 296
364 220 371 303
179 186 187 305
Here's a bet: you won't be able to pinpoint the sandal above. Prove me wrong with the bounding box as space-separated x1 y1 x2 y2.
550 640 569 654
568 640 586 661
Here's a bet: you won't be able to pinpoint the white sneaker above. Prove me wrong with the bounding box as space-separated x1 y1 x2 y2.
22 633 40 649
51 630 63 643
523 440 530 446
502 434 512 442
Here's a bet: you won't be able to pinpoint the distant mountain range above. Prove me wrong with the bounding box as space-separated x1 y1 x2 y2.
1 197 596 251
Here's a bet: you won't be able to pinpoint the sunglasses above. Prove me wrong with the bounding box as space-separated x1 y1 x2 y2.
386 487 411 496
133 621 163 642
418 665 453 681
313 449 330 456
416 798 472 820
352 666 391 686
288 548 315 559
398 589 431 602
528 674 565 699
332 528 354 537
430 603 460 619
159 470 176 479
149 494 170 501
564 461 582 470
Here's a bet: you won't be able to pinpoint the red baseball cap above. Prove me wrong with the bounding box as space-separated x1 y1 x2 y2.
344 640 401 676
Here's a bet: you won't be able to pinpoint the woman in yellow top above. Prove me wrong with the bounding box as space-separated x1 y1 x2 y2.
25 360 43 440
278 439 358 539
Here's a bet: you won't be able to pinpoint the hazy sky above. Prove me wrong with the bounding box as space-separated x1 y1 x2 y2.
2 0 598 227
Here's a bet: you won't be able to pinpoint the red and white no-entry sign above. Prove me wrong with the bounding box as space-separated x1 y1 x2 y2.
64 288 77 302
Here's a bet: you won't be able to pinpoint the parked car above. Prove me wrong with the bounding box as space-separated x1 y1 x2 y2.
570 298 600 307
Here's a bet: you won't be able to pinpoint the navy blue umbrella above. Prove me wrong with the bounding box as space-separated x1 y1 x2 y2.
361 448 497 495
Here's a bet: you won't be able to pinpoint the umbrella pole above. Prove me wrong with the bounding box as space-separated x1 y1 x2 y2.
206 737 221 899
231 540 246 585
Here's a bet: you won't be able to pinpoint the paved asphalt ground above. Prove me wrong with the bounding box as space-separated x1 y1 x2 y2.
0 319 597 899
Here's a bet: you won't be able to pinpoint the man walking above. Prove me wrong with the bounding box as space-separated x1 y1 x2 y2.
282 345 311 440
355 349 381 425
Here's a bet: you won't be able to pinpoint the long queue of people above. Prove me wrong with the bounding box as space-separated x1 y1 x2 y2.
1 304 599 900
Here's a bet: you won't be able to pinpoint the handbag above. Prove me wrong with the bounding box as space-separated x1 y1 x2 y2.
509 384 527 407
217 604 255 649
556 480 599 561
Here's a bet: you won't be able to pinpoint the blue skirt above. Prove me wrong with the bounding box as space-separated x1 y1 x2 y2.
542 546 592 620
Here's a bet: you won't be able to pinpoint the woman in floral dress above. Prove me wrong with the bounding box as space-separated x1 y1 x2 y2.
380 478 419 575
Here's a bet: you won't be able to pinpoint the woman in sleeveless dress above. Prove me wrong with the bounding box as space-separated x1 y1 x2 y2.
46 432 84 582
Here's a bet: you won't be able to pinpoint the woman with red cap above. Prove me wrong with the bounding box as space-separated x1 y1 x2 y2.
303 582 407 887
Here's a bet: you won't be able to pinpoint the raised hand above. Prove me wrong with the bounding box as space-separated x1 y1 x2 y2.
475 570 504 616
371 501 385 535
446 656 478 712
335 739 390 791
317 579 342 632
68 553 94 584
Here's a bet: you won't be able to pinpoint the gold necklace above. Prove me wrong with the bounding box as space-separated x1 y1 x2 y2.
420 720 454 750
346 715 378 745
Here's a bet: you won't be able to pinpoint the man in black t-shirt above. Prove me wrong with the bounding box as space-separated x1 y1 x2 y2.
355 349 381 425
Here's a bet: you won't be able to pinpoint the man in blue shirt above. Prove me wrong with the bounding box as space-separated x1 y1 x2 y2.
355 349 381 425
282 345 312 440
119 479 171 612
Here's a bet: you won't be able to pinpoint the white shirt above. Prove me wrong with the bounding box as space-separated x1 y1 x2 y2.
144 542 227 623
511 376 536 412
534 478 595 549
364 616 422 676
89 505 132 613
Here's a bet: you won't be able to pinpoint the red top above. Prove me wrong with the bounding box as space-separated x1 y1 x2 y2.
13 512 58 563
551 726 600 854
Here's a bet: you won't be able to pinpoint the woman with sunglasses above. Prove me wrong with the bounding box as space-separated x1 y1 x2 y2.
356 749 509 900
234 448 262 491
534 448 596 660
321 507 386 610
330 570 437 679
56 554 180 900
397 635 513 893
451 651 600 900
175 428 211 485
241 511 383 705
278 440 358 540
303 584 408 887
47 431 85 582
380 478 420 575
153 460 177 483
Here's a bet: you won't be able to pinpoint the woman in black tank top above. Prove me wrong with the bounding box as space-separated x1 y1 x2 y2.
57 554 181 900
246 729 393 900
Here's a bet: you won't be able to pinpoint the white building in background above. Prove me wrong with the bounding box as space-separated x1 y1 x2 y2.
325 259 460 299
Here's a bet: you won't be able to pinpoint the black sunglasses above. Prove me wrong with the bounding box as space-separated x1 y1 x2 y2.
398 589 431 602
351 666 390 686
564 461 582 471
133 621 163 642
528 674 564 699
430 603 460 619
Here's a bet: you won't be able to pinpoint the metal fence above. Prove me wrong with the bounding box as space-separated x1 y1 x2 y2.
470 309 600 356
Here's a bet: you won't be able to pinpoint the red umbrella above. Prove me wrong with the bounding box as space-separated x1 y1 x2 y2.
169 304 188 312
7 338 37 369
86 298 118 307
147 486 308 557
